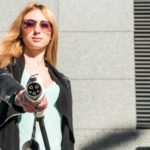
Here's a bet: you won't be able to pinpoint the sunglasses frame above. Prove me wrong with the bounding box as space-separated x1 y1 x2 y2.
22 19 52 34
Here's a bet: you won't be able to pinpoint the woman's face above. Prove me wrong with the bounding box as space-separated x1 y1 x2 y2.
21 9 52 53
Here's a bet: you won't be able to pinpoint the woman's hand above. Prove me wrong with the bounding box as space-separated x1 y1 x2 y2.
15 90 48 112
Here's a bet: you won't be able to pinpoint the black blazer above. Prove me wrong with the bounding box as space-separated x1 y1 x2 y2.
0 55 75 150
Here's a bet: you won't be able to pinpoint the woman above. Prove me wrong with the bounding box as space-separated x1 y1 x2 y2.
0 3 75 150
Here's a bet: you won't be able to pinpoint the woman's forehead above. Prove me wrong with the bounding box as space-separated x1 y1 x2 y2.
24 9 48 21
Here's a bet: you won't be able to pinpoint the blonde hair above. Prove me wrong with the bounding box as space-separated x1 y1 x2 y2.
0 3 58 68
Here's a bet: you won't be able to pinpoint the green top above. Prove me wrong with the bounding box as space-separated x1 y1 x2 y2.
19 69 62 150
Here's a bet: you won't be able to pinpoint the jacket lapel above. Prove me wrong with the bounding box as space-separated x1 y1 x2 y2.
46 62 74 138
12 55 25 82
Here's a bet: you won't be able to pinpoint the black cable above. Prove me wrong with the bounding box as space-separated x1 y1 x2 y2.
36 116 51 150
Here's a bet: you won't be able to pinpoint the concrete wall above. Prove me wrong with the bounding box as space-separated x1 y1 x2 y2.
1 0 150 150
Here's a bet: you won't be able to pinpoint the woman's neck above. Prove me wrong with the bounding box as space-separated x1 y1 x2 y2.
24 50 45 67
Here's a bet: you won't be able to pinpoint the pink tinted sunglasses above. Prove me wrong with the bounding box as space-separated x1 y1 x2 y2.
22 19 52 34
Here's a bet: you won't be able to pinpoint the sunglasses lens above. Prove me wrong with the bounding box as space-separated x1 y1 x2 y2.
23 20 35 32
40 21 51 34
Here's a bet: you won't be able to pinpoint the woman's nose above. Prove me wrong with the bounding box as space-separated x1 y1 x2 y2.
34 24 41 34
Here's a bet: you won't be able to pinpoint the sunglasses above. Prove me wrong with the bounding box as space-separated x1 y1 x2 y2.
22 19 52 34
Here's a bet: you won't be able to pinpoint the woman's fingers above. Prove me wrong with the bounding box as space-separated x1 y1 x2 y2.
15 90 48 112
15 90 25 106
36 99 48 111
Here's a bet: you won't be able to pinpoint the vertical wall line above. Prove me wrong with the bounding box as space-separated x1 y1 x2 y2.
57 0 59 31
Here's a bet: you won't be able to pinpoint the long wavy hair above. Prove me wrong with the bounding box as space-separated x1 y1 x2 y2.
0 3 58 68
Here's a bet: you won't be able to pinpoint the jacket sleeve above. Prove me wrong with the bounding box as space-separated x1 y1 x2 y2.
0 67 24 110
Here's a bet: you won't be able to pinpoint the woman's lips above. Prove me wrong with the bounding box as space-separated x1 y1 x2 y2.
32 37 43 42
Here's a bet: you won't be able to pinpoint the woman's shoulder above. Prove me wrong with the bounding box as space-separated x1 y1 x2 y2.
58 71 70 81
46 62 71 88
54 68 71 86
46 62 70 80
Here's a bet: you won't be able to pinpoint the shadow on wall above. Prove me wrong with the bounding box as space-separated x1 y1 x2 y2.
81 130 140 150
136 148 150 150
